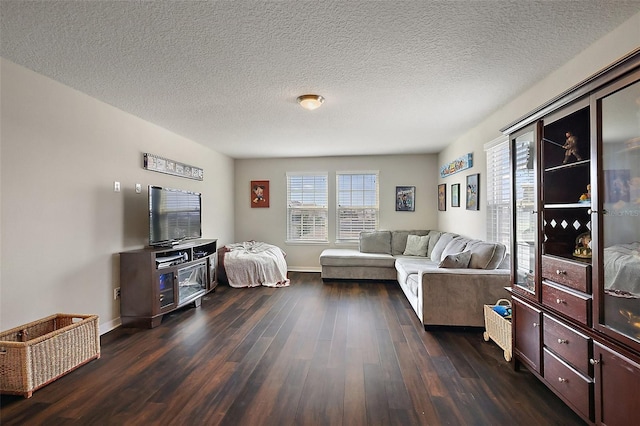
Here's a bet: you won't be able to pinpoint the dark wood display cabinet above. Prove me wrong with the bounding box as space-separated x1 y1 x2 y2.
504 49 640 425
119 239 217 328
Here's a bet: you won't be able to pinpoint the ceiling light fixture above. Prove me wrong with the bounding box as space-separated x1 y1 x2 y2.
297 94 324 110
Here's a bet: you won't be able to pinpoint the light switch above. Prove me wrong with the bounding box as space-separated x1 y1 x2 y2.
135 183 142 194
114 181 121 192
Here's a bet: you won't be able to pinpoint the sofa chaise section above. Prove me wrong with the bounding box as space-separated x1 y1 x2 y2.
319 249 396 280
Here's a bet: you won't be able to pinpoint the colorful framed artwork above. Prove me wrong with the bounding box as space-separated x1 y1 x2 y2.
438 184 446 211
440 152 473 178
396 186 415 211
451 183 460 207
466 173 480 210
250 180 270 208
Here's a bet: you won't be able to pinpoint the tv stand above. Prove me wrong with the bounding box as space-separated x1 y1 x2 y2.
119 239 217 328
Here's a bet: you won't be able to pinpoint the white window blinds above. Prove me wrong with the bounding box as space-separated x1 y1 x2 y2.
485 137 511 251
336 171 379 241
286 173 328 242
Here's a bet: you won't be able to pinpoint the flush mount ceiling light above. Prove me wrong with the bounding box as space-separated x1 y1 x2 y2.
297 94 324 110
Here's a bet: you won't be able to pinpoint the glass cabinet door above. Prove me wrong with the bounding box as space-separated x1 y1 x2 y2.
158 271 176 310
512 126 538 297
177 261 207 304
596 75 640 351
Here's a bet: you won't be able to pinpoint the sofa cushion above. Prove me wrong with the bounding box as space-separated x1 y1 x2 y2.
465 240 507 269
426 231 442 257
359 231 391 254
403 234 430 256
438 250 472 268
440 236 471 260
430 232 458 261
391 230 429 255
320 249 396 268
395 256 439 275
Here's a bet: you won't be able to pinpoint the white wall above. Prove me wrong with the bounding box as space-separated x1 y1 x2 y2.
0 59 235 333
437 12 640 240
234 155 438 270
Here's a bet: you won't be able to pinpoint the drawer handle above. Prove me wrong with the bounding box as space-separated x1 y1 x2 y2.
556 270 567 275
532 322 539 328
556 298 565 304
590 359 600 365
557 339 568 344
558 377 568 383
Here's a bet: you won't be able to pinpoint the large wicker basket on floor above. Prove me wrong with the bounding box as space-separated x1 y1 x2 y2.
483 300 512 362
0 313 100 398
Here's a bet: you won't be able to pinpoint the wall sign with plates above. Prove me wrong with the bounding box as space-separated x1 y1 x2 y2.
143 153 203 181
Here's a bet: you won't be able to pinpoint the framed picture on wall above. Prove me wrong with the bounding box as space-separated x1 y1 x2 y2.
466 173 479 210
438 184 446 211
396 186 416 211
250 180 270 208
451 183 460 207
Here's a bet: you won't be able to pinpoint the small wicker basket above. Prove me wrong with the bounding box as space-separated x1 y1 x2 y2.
0 313 100 398
483 299 512 362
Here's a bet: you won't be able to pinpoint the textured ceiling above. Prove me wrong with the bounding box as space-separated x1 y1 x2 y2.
1 1 639 159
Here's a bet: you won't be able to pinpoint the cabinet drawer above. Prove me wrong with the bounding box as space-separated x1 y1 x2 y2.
543 314 591 376
513 298 542 374
541 281 591 326
543 348 593 421
541 255 591 293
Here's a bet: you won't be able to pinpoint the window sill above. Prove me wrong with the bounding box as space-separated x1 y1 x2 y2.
285 240 330 246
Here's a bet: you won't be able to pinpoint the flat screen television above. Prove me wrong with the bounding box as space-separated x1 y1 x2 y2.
149 185 202 247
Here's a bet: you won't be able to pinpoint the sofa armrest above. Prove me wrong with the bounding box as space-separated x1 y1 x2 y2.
418 268 510 327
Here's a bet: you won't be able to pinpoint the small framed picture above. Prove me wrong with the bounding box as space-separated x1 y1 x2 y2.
451 183 460 207
396 186 415 211
250 180 270 208
466 173 480 211
438 184 446 211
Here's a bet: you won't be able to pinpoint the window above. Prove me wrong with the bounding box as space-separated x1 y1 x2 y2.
336 171 379 241
286 173 328 242
485 137 511 251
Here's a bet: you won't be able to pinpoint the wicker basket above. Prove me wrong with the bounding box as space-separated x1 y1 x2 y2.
483 299 512 362
0 313 100 398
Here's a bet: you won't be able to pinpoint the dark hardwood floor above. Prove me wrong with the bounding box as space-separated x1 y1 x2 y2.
1 272 585 425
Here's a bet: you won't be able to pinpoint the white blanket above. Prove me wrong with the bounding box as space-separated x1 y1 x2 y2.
604 242 640 296
224 241 290 288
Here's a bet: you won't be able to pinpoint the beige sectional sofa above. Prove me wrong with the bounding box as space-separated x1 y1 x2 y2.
319 230 510 328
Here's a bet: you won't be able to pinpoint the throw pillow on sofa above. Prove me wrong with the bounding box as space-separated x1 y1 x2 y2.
438 250 472 268
465 240 507 269
403 234 429 256
391 230 429 255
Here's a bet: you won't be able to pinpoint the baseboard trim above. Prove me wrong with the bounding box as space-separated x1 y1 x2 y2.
288 267 322 273
100 317 122 335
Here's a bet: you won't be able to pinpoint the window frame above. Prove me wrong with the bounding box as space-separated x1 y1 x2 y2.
335 170 380 242
485 136 511 251
286 172 329 243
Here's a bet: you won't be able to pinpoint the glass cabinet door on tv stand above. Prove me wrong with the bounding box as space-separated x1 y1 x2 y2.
177 261 207 306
